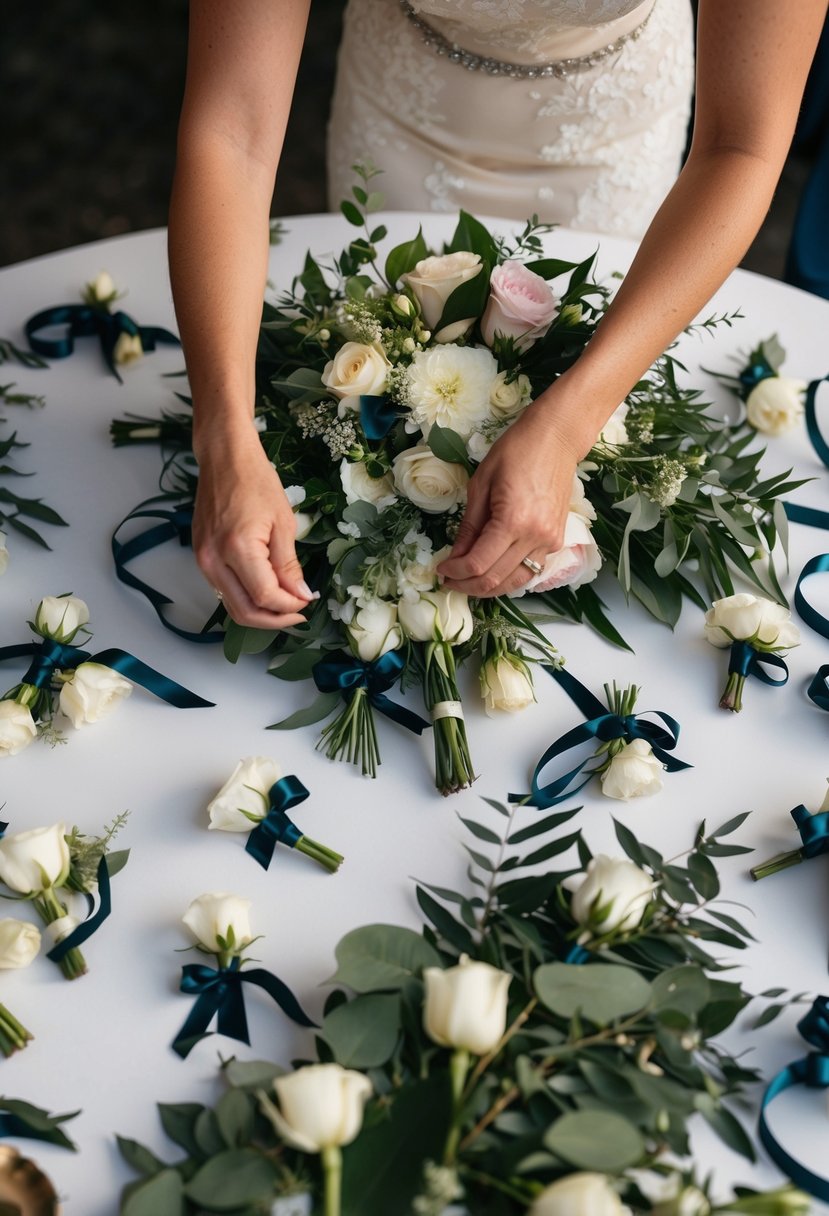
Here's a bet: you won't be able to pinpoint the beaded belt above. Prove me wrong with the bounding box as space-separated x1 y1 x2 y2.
397 0 656 80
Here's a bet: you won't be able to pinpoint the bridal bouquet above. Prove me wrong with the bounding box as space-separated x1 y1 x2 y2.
111 171 796 794
117 801 806 1216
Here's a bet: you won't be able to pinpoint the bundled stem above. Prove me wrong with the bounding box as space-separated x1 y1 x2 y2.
0 1004 33 1056
33 888 86 980
317 687 380 778
424 643 476 796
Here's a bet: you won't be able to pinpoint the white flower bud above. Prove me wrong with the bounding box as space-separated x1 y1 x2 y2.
529 1172 631 1216
398 589 473 644
746 376 806 435
34 595 89 642
207 757 283 832
0 702 37 757
563 854 655 936
0 823 71 894
58 662 132 728
423 955 511 1055
0 918 41 968
600 738 664 801
480 655 535 715
182 893 253 954
346 598 402 662
259 1063 372 1152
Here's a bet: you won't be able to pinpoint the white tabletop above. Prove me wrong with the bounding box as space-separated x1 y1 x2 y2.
2 216 829 1214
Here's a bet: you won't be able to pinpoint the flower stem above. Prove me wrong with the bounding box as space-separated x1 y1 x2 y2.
719 671 745 712
0 1003 33 1055
317 688 380 777
443 1048 470 1166
426 644 475 796
750 849 804 881
33 888 86 980
296 836 344 874
322 1145 342 1216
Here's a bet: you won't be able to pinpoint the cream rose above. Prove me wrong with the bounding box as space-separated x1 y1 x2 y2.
406 344 498 439
113 332 143 367
339 459 396 510
423 955 511 1055
704 593 800 650
86 270 117 303
746 376 806 436
481 260 558 351
600 738 665 801
489 370 532 422
398 589 474 644
207 757 283 832
0 702 37 757
259 1063 372 1152
598 402 630 446
346 598 402 662
182 893 253 954
392 446 469 514
58 662 132 728
402 252 483 330
34 595 89 642
480 655 535 715
563 854 656 935
0 919 41 969
516 512 602 595
529 1173 632 1216
0 824 70 895
321 342 391 410
0 531 8 575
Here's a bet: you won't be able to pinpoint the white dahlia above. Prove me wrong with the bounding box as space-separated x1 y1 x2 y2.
406 344 498 440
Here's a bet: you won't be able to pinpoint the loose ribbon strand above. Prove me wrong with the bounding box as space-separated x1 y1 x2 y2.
47 856 112 963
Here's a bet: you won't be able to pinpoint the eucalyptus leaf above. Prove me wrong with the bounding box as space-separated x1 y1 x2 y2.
121 1169 184 1216
544 1110 644 1171
535 963 651 1025
322 992 401 1067
184 1149 279 1210
329 924 440 992
267 691 340 731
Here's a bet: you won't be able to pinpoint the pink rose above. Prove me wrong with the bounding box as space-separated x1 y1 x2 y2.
514 512 602 596
481 261 558 351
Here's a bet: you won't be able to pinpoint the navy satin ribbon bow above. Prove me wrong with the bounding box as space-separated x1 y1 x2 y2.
510 666 690 809
739 359 776 394
47 856 111 964
360 394 399 441
728 639 790 685
24 304 179 383
111 496 224 644
808 666 829 712
312 649 430 735
246 776 307 869
759 996 829 1201
0 636 214 708
789 803 829 860
173 958 316 1059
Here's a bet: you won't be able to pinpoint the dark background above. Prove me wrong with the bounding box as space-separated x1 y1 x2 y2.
0 1 816 278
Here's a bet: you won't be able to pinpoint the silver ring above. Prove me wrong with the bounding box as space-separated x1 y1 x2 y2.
521 556 543 576
213 588 224 601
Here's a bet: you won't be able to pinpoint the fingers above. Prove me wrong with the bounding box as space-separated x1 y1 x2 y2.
441 532 550 597
209 564 309 629
442 482 490 565
269 524 316 603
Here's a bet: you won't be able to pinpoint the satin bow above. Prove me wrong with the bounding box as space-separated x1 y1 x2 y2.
24 303 179 383
759 996 829 1200
739 359 776 394
246 776 307 869
312 649 430 735
727 639 789 685
173 958 316 1059
510 666 690 809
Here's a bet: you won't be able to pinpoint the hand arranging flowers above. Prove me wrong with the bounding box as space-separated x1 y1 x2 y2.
0 593 213 754
120 799 806 1216
173 892 315 1059
0 815 129 980
207 757 343 874
704 592 800 712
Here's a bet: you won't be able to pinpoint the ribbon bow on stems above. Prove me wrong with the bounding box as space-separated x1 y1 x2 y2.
703 593 799 713
751 782 829 881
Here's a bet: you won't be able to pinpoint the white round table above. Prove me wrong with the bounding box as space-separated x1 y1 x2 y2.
2 216 829 1214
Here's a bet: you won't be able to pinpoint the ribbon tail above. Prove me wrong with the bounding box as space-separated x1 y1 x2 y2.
242 968 317 1028
370 691 431 735
90 648 215 708
245 826 276 870
795 555 829 642
805 374 829 469
172 988 225 1059
215 980 250 1045
138 326 181 351
759 1059 829 1201
47 858 111 963
545 665 609 720
808 666 829 712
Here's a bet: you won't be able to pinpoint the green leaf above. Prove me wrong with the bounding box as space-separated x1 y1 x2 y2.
268 647 325 682
613 819 646 866
223 622 278 663
322 992 401 1067
385 228 429 286
222 1059 284 1091
434 267 491 333
459 816 502 844
116 1136 166 1178
709 811 751 838
523 257 579 280
329 924 441 992
267 690 340 730
534 963 652 1025
184 1149 278 1210
416 886 476 954
545 1110 644 1171
507 806 581 845
650 965 711 1016
214 1089 255 1149
341 200 364 226
446 210 498 265
121 1169 184 1216
695 1097 756 1161
687 851 720 901
427 425 472 470
158 1103 204 1157
194 1109 226 1157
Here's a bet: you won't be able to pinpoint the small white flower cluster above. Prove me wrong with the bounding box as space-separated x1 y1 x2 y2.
412 1162 464 1216
648 456 686 509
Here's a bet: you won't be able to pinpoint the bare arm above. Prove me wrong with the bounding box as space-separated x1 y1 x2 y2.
169 0 313 627
439 0 828 597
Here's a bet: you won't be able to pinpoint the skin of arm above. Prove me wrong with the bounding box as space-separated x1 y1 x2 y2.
168 0 313 628
438 0 829 598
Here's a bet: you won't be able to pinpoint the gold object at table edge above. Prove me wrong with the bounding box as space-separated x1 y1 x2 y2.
0 1146 60 1216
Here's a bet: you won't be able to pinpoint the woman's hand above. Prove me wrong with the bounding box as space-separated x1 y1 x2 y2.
192 431 314 628
437 401 586 598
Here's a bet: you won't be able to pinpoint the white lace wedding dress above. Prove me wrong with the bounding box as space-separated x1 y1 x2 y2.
326 0 694 238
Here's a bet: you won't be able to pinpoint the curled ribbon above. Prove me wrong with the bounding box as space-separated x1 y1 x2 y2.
727 639 789 686
0 636 214 708
509 665 691 809
47 856 111 964
312 649 430 735
173 958 316 1059
24 304 179 383
246 777 307 869
759 996 829 1201
359 394 400 441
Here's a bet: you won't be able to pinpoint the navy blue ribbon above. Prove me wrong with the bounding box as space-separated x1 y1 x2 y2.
728 639 790 685
809 666 829 711
509 666 690 809
312 649 430 735
804 374 829 469
24 304 179 383
759 996 829 1201
246 776 307 869
739 359 776 395
173 958 316 1058
788 803 829 859
0 636 214 708
360 394 399 441
111 496 224 643
47 856 111 963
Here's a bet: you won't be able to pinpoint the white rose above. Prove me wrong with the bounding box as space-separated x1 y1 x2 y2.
703 593 800 649
515 512 602 596
569 472 597 522
398 589 473 644
87 270 117 303
397 543 448 602
113 332 144 367
58 662 132 728
392 446 469 514
346 598 402 662
423 955 511 1055
652 1187 711 1216
339 459 396 510
598 402 630 446
489 371 532 422
406 344 498 439
34 594 90 642
260 1063 372 1152
600 738 665 801
402 252 483 330
530 1173 632 1216
466 430 494 463
481 260 558 352
434 318 476 345
294 512 317 540
321 342 390 410
207 757 283 832
0 531 8 575
746 376 806 436
0 919 41 969
182 892 253 954
0 702 37 757
480 655 535 715
564 854 656 935
0 823 71 895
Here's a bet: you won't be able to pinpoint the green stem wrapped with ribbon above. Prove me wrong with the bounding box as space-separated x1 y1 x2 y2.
751 785 829 881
